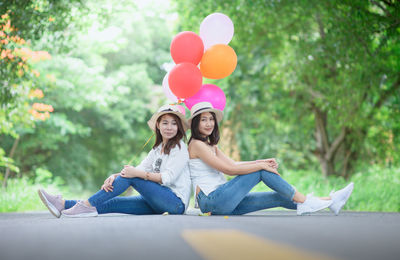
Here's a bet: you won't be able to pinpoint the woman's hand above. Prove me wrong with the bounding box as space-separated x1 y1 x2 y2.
120 165 140 178
101 174 117 192
258 161 281 176
257 158 279 169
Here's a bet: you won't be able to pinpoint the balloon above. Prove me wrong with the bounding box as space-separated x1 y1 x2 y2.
170 31 204 65
162 72 178 103
168 63 203 99
184 84 226 111
200 13 234 50
175 105 186 115
200 44 237 79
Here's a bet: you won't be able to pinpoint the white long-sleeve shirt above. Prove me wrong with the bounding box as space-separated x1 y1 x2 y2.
136 140 191 210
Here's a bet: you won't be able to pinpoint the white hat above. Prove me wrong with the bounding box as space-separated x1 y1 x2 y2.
147 104 189 131
188 102 224 126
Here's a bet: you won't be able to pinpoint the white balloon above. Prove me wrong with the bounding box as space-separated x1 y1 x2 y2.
162 72 178 103
200 13 234 50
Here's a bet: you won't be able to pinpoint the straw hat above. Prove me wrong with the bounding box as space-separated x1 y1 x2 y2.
147 104 189 131
188 102 224 126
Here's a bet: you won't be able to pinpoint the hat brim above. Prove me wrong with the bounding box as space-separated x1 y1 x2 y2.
187 108 223 126
147 111 189 132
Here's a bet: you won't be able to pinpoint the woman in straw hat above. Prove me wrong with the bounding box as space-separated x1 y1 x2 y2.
38 104 191 217
188 102 354 216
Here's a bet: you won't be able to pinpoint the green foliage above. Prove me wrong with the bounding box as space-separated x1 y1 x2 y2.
1 165 399 212
252 165 400 212
1 0 399 213
174 0 400 176
0 148 18 173
0 0 87 107
0 0 90 178
34 167 62 186
1 0 174 190
0 167 90 212
0 0 87 42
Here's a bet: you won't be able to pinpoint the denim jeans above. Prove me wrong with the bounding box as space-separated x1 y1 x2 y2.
65 176 185 215
197 170 297 215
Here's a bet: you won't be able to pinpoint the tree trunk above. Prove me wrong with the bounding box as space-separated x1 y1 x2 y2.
2 137 19 189
219 120 241 162
320 157 335 177
313 105 347 177
341 149 353 179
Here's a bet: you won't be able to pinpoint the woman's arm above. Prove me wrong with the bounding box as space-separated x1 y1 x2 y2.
191 140 278 175
217 146 280 169
120 148 163 183
120 143 190 184
216 147 277 166
120 166 162 183
217 149 256 165
135 149 155 173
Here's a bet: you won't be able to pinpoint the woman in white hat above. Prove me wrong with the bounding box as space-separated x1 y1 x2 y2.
38 104 191 217
188 102 354 216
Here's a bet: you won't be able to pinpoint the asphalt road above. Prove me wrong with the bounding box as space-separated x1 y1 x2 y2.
1 210 399 260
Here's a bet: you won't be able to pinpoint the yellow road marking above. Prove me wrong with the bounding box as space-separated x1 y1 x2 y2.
182 229 338 260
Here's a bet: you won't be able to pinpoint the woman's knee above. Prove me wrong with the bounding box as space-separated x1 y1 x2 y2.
260 169 275 176
113 176 135 189
172 203 185 215
116 175 136 184
240 171 262 181
260 170 283 180
161 202 185 215
115 175 125 181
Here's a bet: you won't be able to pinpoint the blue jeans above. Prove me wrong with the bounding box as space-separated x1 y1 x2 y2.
65 176 185 215
197 170 297 215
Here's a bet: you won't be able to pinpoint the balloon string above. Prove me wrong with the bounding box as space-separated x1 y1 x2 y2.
169 99 184 106
127 133 155 165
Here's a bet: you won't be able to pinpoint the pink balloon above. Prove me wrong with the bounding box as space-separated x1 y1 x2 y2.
175 105 186 115
184 84 226 111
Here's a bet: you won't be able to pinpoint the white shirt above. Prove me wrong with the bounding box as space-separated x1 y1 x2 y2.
136 140 191 210
189 151 227 208
189 158 227 196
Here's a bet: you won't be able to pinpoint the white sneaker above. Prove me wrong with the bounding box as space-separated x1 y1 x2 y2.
329 182 354 215
297 194 333 215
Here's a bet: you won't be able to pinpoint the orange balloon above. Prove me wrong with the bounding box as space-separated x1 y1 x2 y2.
200 44 237 79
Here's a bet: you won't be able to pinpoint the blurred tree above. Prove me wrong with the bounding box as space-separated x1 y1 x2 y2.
0 7 58 187
0 0 86 107
1 0 86 173
1 0 174 190
174 0 400 177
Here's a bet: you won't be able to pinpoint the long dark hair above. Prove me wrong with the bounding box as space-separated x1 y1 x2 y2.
189 112 220 146
153 113 186 155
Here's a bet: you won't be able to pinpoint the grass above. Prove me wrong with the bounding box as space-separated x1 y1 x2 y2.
0 168 92 213
1 165 399 213
252 165 400 212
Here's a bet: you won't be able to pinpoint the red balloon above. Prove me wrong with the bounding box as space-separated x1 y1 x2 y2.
168 63 203 99
170 31 204 65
